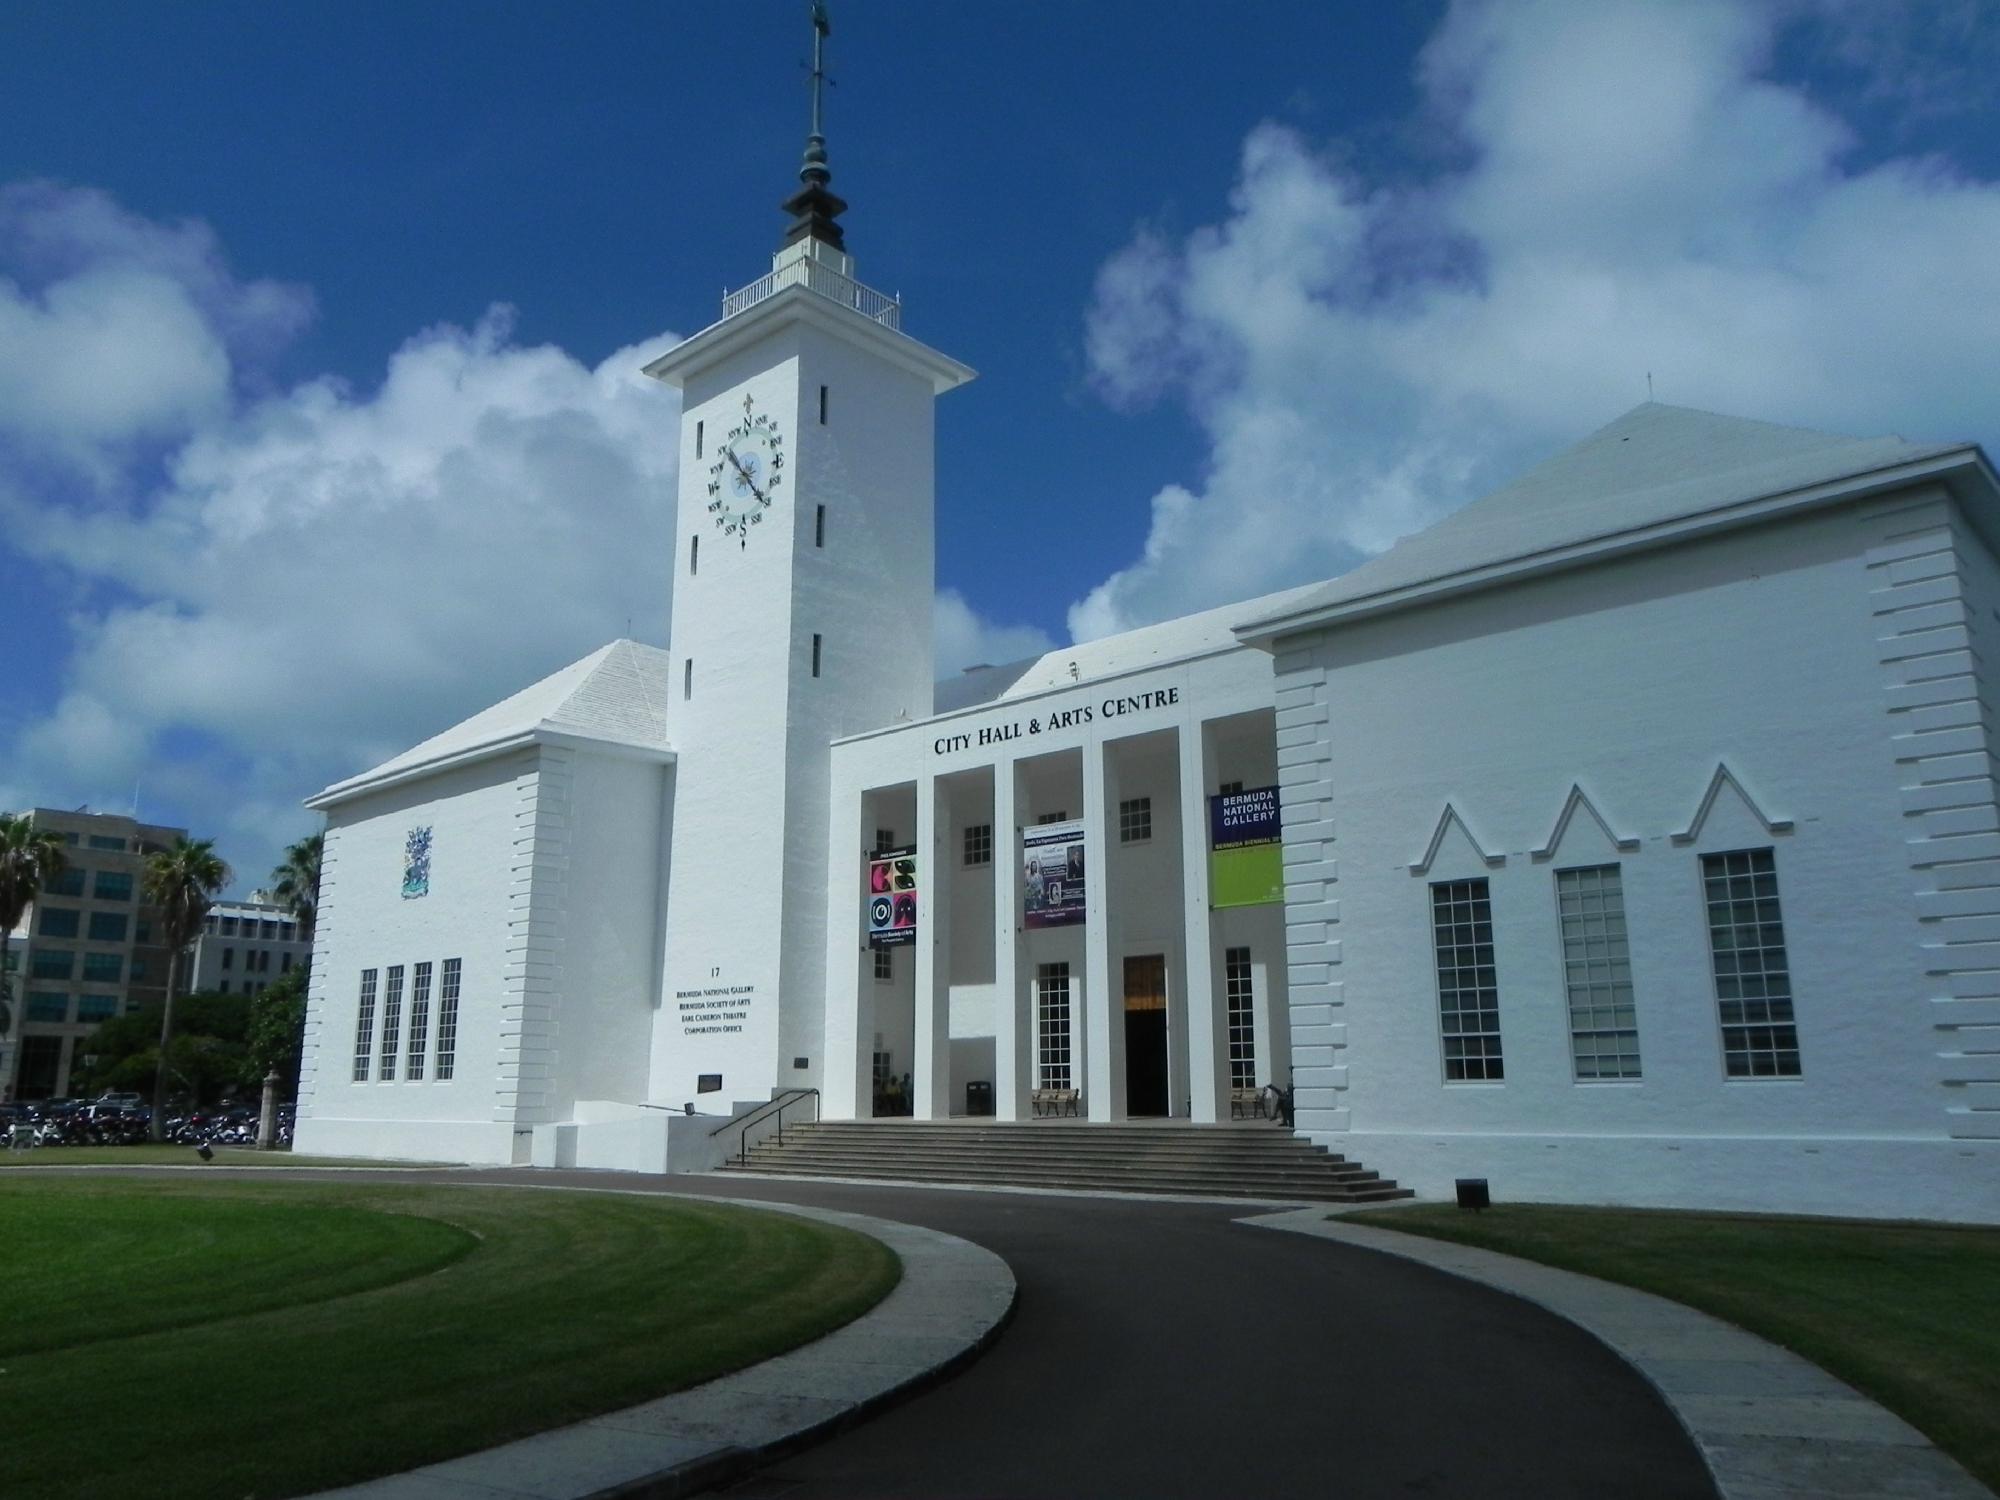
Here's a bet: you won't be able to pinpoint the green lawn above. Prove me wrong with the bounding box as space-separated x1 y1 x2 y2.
1 1177 901 1500
0 1144 427 1167
1348 1203 2000 1491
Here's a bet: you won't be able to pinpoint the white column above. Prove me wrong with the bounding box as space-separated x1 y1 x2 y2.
1179 720 1224 1123
993 759 1028 1119
1083 740 1121 1121
913 772 950 1119
822 787 870 1120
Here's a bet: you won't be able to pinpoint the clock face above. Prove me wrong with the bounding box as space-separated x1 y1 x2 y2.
705 392 785 546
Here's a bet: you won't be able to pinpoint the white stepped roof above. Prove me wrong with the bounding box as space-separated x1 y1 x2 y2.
935 580 1327 716
1238 402 1977 639
309 639 674 808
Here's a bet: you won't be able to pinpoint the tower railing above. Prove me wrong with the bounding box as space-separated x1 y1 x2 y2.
722 260 901 330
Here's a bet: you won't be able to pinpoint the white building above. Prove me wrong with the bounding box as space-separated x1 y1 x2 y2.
293 74 1999 1222
189 899 310 998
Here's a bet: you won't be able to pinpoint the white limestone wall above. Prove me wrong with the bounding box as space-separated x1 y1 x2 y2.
547 749 666 1114
1271 488 1999 1222
297 751 540 1164
653 318 940 1109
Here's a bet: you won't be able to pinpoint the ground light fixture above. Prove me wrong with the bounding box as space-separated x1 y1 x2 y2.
1455 1177 1490 1210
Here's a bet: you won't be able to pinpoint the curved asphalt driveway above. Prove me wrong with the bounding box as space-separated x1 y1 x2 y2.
437 1168 1717 1500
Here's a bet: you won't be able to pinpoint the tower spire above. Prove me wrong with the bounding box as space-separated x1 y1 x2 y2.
782 1 847 251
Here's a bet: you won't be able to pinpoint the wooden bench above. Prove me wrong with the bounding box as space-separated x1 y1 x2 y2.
1229 1087 1268 1120
1031 1087 1081 1118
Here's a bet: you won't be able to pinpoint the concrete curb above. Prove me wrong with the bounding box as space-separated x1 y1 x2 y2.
1239 1207 1995 1500
310 1194 1017 1500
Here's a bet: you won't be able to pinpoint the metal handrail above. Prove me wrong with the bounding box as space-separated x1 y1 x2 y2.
721 262 901 329
709 1087 820 1165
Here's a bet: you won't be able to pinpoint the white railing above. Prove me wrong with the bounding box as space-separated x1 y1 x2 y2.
722 259 901 330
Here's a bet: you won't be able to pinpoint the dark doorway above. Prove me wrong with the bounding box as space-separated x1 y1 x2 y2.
1124 955 1168 1117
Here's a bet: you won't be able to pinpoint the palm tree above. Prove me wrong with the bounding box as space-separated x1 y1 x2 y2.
269 831 323 946
0 813 68 1042
143 836 232 1140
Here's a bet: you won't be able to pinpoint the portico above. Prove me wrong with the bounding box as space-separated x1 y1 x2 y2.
822 593 1306 1126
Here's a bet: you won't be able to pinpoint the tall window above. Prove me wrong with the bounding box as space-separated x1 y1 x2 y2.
1036 962 1072 1088
1119 796 1152 843
1702 849 1801 1077
812 633 822 678
690 534 698 575
1225 947 1256 1089
380 965 405 1082
407 961 433 1082
683 658 693 700
695 419 703 457
353 969 378 1082
818 384 828 424
963 823 992 866
1431 879 1504 1081
436 958 462 1080
815 504 825 547
873 947 893 982
875 827 895 853
1557 865 1641 1079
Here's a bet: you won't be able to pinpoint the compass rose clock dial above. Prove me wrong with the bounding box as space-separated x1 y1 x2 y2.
706 392 786 546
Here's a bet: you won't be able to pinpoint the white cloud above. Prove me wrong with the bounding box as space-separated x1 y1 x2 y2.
934 589 1057 676
0 183 313 466
1 185 682 887
1075 0 2000 639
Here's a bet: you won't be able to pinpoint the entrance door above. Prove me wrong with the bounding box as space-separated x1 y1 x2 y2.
1123 955 1168 1117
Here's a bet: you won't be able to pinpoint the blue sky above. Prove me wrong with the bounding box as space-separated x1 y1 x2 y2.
3 0 1998 892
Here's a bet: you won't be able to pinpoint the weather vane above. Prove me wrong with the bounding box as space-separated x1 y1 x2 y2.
802 2 833 187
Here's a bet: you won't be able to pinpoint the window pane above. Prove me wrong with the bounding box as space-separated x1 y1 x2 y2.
1556 865 1641 1080
1701 848 1801 1078
1430 879 1504 1081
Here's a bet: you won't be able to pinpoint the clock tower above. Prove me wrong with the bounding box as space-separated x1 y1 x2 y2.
640 4 974 1107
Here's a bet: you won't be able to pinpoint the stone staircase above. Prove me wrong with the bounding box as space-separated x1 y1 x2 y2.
718 1119 1414 1203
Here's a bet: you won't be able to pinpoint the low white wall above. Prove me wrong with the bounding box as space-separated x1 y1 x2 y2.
1338 1130 2000 1225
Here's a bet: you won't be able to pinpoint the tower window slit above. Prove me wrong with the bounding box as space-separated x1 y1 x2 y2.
684 658 693 700
819 385 828 424
695 420 703 457
812 634 822 678
690 534 698 576
816 504 825 548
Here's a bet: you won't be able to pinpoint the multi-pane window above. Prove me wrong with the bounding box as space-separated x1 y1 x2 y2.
1036 810 1068 824
407 962 433 1081
47 868 84 897
39 908 79 937
1219 780 1244 796
93 871 133 901
1119 796 1152 843
964 824 992 866
30 949 73 979
87 834 125 851
1225 946 1257 1089
222 948 235 969
223 916 239 936
353 969 378 1082
436 959 462 1080
130 958 147 980
873 947 893 982
82 953 121 983
1557 865 1641 1079
1036 962 1072 1089
87 911 128 942
77 995 118 1022
1431 879 1504 1081
1702 849 1801 1078
380 966 405 1081
27 993 67 1022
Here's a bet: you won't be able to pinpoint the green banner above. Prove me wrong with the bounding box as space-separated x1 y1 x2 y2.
1210 843 1283 908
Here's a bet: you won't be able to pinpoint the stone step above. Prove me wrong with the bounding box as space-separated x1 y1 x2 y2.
720 1157 1413 1203
719 1119 1413 1204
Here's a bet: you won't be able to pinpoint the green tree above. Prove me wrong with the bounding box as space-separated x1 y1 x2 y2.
246 968 307 1096
0 813 68 1036
71 991 254 1105
269 831 322 950
142 836 232 1138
